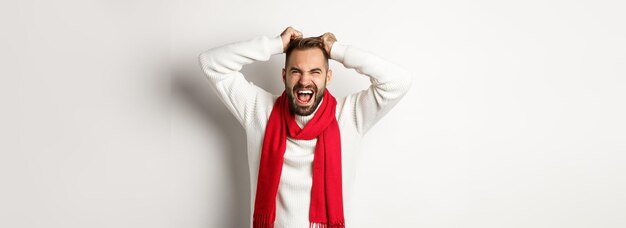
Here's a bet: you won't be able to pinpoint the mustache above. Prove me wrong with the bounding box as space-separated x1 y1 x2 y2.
293 83 317 91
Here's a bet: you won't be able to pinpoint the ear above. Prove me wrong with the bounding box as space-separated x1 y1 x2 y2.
326 69 333 84
282 68 286 83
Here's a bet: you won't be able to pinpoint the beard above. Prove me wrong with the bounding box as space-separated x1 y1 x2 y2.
286 83 325 116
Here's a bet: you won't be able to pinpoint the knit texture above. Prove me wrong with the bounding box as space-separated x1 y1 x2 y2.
199 35 412 227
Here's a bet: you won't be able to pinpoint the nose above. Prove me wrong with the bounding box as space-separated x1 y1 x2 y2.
297 72 313 85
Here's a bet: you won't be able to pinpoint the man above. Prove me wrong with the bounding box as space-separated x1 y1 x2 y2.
198 27 412 228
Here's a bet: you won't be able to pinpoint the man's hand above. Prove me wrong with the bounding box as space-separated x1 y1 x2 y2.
318 32 337 55
280 27 303 53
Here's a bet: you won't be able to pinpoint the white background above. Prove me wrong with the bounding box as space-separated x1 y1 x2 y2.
2 0 625 227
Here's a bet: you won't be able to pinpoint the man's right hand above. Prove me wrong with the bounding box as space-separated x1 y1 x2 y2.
280 27 303 53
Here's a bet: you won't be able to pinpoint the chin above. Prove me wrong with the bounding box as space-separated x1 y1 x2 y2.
288 94 323 116
290 103 314 116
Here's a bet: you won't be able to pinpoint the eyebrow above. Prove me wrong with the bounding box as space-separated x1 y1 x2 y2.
289 67 323 72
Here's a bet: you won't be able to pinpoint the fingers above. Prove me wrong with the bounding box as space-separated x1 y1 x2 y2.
318 32 337 54
293 31 303 40
319 33 335 43
326 32 337 42
292 30 303 39
280 26 303 52
282 28 337 51
282 26 303 40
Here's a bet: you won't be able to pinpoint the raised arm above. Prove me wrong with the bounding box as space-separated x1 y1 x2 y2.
197 27 302 127
321 33 413 135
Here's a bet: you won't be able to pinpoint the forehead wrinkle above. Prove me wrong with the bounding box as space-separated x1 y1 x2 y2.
288 65 324 72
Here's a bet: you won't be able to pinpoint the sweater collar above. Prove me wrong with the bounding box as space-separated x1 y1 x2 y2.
294 97 324 129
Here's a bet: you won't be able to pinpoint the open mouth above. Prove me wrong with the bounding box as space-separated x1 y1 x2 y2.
294 88 315 106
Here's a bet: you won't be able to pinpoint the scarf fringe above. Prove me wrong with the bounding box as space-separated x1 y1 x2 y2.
309 221 345 228
253 214 274 228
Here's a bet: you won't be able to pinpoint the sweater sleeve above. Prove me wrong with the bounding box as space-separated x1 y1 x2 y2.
331 42 413 136
198 35 284 127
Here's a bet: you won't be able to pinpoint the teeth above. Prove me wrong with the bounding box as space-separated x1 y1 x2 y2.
297 90 313 94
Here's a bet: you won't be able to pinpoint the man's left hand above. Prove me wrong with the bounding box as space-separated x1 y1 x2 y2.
318 32 337 55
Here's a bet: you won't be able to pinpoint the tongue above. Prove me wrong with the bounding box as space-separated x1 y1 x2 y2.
297 94 312 103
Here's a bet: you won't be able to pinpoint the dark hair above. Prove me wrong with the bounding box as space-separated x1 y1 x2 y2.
285 37 329 68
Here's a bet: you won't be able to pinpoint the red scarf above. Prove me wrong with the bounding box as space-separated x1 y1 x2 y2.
253 89 345 228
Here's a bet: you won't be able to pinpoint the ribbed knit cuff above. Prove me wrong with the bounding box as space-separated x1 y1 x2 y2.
330 42 347 63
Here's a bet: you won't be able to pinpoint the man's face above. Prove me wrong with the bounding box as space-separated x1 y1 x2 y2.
282 48 332 116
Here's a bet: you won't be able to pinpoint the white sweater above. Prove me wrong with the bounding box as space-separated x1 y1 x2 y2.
198 35 412 227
